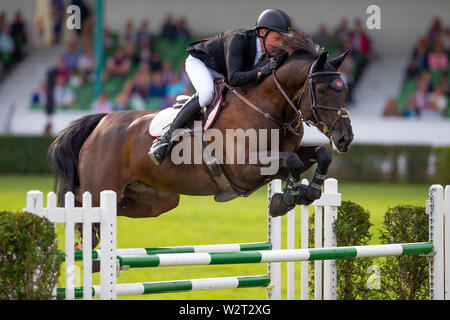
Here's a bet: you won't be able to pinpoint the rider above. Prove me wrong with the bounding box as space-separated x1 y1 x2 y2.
148 8 293 166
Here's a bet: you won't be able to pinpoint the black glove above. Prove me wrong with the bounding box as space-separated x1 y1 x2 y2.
258 58 278 79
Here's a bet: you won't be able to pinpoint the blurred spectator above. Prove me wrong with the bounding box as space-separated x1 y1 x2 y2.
333 17 350 45
161 13 178 39
177 17 191 41
405 97 419 118
161 61 174 84
166 72 187 98
32 14 44 48
404 58 421 81
0 11 6 28
103 26 117 55
350 19 370 62
439 73 450 96
162 73 188 110
92 92 113 112
123 40 139 64
419 72 433 92
78 45 95 82
10 11 27 61
427 17 443 43
0 24 14 67
313 24 332 49
149 52 162 72
115 91 132 111
106 48 131 78
149 71 166 97
31 81 47 106
427 39 448 71
425 85 448 118
413 37 429 71
62 41 81 72
139 40 152 63
136 19 152 45
412 77 429 116
132 65 151 99
383 98 399 116
54 75 76 108
55 57 70 83
128 76 147 110
442 27 450 53
122 20 135 44
51 0 65 44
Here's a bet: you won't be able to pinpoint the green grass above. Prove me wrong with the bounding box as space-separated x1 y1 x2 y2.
0 175 430 300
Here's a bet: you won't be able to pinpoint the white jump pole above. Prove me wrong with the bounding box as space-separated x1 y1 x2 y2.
267 180 282 300
323 179 338 300
314 204 323 300
445 186 450 300
300 179 309 300
286 205 295 300
428 185 445 300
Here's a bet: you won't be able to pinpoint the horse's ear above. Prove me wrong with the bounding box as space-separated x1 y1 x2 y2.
328 49 351 70
314 50 328 71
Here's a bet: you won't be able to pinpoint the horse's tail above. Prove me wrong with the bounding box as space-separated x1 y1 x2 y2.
48 113 108 205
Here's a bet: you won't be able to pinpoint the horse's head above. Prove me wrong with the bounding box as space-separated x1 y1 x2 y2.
298 50 354 153
271 33 354 153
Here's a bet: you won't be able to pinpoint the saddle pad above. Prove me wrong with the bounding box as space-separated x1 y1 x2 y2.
149 95 223 138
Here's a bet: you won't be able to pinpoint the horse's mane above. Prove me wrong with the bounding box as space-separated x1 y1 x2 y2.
271 31 320 61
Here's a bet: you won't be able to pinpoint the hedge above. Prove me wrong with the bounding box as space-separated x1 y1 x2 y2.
0 136 449 183
0 211 61 299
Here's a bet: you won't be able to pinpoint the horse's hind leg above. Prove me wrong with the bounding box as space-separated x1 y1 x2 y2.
73 199 102 272
118 182 180 218
94 183 180 272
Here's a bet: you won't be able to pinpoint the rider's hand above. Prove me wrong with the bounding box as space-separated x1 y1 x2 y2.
258 58 278 79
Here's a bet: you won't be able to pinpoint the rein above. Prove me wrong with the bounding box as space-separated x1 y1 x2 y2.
224 82 301 135
226 57 350 137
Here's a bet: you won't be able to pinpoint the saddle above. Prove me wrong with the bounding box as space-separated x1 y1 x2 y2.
148 78 251 202
149 79 226 138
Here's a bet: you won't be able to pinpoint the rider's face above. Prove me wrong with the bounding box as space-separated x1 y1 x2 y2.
258 29 286 55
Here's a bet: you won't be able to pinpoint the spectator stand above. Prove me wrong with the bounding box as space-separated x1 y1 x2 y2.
312 18 372 103
0 10 29 83
30 14 196 114
388 18 450 119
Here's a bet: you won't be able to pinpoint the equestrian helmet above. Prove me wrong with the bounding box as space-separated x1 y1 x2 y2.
255 9 292 37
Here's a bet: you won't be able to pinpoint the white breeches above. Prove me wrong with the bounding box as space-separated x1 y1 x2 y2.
185 54 223 107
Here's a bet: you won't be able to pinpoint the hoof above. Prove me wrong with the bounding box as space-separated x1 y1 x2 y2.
269 193 295 217
294 185 321 205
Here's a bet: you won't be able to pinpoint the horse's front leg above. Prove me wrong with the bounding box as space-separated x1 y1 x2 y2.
268 146 332 217
268 151 304 217
294 145 332 206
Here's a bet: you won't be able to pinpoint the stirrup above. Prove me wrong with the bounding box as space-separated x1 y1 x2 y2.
148 138 171 166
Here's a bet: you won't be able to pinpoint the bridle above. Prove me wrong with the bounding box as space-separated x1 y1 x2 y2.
292 59 350 136
228 56 350 138
274 58 350 137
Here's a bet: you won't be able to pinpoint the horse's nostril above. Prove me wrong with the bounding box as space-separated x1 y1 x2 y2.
338 135 347 145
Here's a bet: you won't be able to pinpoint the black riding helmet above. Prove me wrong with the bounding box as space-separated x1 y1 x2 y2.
255 9 292 37
255 9 292 56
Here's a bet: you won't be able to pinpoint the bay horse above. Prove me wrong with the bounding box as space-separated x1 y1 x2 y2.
48 32 353 250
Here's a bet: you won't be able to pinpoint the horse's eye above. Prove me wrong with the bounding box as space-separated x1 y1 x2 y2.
318 87 327 95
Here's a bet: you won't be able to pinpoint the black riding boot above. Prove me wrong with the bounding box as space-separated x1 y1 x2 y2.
148 94 202 166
